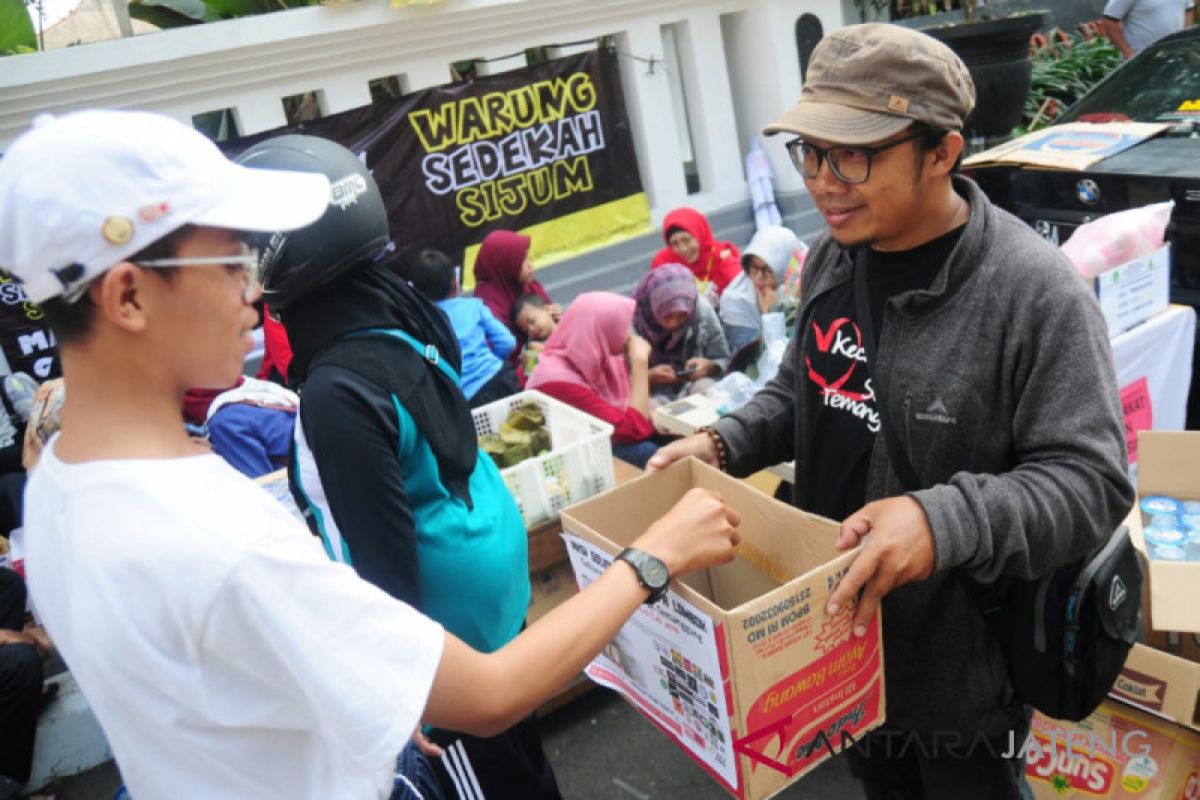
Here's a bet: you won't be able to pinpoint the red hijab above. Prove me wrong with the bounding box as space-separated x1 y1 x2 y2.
650 207 742 294
471 230 551 334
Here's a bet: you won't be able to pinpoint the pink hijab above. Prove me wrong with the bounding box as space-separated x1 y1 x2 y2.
527 292 634 410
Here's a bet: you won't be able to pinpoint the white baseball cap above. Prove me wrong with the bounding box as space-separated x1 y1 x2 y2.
0 109 333 303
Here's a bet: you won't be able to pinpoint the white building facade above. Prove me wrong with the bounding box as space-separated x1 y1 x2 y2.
0 0 851 224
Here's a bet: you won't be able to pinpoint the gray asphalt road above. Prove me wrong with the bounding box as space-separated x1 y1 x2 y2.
51 684 862 799
540 686 862 800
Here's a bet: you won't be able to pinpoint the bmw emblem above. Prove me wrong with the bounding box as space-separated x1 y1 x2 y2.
1076 179 1101 206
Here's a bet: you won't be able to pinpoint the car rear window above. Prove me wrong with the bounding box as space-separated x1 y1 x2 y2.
1058 35 1200 124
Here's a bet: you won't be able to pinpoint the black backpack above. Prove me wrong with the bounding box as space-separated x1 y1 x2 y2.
852 248 1141 722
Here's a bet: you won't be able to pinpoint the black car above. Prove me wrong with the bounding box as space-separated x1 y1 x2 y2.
968 27 1200 428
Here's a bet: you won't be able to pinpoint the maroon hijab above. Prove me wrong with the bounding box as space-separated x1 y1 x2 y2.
471 230 551 334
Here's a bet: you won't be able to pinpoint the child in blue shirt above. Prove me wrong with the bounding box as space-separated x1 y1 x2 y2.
408 249 520 407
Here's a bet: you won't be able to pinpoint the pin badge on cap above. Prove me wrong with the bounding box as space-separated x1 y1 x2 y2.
887 96 910 114
101 216 134 245
137 203 171 223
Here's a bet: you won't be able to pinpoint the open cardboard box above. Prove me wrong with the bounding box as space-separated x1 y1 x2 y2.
1132 432 1200 633
561 458 885 800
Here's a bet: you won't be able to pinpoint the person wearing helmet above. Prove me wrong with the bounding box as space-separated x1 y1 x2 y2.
0 110 742 800
235 134 554 799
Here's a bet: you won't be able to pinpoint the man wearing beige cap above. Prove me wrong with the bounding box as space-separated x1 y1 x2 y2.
651 23 1132 798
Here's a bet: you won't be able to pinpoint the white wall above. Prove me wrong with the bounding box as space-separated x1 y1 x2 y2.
0 0 848 221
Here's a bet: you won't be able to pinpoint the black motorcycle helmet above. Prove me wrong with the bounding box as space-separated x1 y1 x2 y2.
234 135 389 310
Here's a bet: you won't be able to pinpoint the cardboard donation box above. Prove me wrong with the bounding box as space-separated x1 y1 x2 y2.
1025 700 1200 799
560 458 886 800
1132 432 1200 633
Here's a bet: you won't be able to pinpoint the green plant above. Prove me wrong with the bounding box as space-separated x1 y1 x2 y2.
127 0 315 27
1 0 36 56
1020 32 1121 131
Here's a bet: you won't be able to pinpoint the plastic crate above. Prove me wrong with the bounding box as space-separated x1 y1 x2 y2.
473 390 615 527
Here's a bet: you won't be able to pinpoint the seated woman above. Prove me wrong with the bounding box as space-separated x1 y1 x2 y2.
719 225 807 352
471 229 562 349
526 292 660 469
634 264 731 406
650 207 742 300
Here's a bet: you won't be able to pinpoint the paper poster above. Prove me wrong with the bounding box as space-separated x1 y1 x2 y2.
1120 377 1153 465
563 533 739 789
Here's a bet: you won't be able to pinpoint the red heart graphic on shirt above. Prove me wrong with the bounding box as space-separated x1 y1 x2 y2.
806 317 861 393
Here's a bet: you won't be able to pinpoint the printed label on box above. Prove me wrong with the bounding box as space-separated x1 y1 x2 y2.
564 534 739 789
733 624 882 780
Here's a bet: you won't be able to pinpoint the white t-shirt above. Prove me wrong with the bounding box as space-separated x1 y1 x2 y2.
24 440 444 799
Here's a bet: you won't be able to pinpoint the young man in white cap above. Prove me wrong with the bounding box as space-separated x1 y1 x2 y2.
0 109 741 800
650 23 1132 799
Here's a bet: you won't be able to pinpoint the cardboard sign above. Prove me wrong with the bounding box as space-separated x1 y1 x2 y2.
963 122 1170 171
562 459 885 800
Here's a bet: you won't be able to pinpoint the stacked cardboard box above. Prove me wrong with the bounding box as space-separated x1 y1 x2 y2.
1033 431 1200 798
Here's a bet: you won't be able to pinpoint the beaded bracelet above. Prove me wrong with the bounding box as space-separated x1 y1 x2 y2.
698 425 729 472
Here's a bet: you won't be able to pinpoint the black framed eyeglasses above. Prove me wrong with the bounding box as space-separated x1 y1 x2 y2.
785 132 924 185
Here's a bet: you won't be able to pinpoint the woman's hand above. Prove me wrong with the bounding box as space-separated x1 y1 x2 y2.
684 357 717 380
648 365 678 386
756 285 777 314
627 334 652 366
545 303 564 321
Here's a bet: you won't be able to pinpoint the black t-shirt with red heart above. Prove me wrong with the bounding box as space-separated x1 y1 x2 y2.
801 225 965 521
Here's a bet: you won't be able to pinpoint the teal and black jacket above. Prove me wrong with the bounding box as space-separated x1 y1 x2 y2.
284 265 529 654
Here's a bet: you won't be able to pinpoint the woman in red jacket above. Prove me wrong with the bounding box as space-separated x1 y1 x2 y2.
526 292 661 468
650 207 742 300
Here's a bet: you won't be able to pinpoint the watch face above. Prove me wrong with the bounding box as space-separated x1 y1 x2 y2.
642 557 670 590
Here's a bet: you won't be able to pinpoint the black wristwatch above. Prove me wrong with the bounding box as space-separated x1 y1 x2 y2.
617 547 671 605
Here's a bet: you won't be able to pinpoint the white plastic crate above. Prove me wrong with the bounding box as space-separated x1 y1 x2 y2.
473 390 615 527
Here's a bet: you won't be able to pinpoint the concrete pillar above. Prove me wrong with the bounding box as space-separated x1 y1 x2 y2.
404 58 453 93
234 91 288 136
475 52 526 76
320 73 373 115
674 11 747 207
546 41 597 59
612 23 688 218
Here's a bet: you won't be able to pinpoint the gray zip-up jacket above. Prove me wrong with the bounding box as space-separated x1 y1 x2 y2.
713 176 1134 735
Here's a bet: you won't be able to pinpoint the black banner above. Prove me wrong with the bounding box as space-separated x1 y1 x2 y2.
226 47 646 274
0 274 59 380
